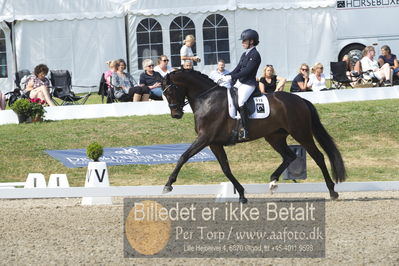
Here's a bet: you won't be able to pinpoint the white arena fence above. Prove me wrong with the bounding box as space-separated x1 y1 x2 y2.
0 181 398 200
1 86 399 125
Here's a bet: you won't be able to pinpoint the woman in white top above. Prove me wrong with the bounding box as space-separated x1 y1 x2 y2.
308 63 327 92
154 55 173 78
180 35 201 67
360 46 392 86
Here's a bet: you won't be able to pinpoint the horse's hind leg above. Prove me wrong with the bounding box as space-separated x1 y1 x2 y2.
163 137 208 193
209 145 247 203
292 135 339 200
265 134 297 193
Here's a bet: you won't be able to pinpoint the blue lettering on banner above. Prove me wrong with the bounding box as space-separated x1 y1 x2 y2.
46 143 216 168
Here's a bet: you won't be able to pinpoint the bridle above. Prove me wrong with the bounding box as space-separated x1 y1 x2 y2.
163 78 221 111
163 83 189 111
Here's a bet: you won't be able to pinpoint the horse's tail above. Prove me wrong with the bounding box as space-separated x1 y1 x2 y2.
303 99 346 183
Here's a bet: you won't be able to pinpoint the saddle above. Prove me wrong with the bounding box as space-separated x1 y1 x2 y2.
227 87 269 119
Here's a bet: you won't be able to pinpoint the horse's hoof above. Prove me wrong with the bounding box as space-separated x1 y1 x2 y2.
239 197 248 204
330 192 339 200
163 185 173 194
269 180 278 194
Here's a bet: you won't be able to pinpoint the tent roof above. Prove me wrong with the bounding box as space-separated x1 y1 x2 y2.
0 0 126 22
0 0 335 22
124 0 335 16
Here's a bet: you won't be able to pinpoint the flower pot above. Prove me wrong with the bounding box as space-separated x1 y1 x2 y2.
32 115 43 123
17 114 32 123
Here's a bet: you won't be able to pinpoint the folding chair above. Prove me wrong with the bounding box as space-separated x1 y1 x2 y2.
98 73 118 104
6 69 31 107
330 62 354 89
50 70 95 105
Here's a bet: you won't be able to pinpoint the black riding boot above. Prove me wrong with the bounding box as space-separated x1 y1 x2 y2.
238 105 249 141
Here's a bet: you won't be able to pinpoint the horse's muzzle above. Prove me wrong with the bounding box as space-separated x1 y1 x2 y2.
171 110 183 119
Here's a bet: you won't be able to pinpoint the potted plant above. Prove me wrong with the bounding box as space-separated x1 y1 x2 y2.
83 142 111 205
86 142 104 162
10 98 46 123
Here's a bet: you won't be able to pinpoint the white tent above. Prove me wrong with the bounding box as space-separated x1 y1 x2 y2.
0 0 126 92
1 0 337 93
124 0 337 81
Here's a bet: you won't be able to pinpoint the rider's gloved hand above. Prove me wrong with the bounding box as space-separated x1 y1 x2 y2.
221 75 232 83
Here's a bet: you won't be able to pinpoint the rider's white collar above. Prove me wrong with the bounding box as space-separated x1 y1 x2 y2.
245 46 255 55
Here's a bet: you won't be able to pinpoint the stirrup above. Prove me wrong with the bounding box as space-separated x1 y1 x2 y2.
238 128 249 141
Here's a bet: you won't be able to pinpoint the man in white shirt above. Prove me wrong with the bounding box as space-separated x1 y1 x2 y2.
209 59 230 88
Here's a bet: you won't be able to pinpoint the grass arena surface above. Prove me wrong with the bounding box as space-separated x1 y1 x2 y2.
0 191 398 264
1 99 398 186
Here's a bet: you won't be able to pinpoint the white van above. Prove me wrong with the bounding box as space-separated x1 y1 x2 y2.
336 0 399 63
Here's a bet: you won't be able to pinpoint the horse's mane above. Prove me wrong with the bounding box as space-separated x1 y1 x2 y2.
168 68 221 88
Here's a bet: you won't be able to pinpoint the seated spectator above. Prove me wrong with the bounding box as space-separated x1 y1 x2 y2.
154 55 173 78
0 91 6 110
378 45 399 80
182 60 193 70
104 60 118 87
290 63 311 92
259 65 286 93
139 59 163 99
308 63 327 92
24 64 56 106
209 59 230 88
112 59 150 102
342 54 353 73
360 46 392 86
180 35 201 68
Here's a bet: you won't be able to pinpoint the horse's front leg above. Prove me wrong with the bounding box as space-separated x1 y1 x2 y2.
163 137 208 193
209 145 247 203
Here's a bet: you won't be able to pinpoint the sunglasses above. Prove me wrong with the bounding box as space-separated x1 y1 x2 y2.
301 68 309 71
266 64 273 67
147 65 154 67
162 59 169 62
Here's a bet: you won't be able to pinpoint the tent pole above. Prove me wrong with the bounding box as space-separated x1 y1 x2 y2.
11 22 17 73
124 14 130 73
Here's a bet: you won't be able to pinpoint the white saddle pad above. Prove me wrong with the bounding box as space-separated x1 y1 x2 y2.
227 89 270 119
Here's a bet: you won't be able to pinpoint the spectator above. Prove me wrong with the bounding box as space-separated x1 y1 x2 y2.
139 59 163 100
209 59 231 88
182 60 193 70
290 63 311 92
104 60 118 87
0 91 6 110
378 45 399 80
24 64 56 106
180 35 201 68
112 59 149 102
308 63 327 92
258 65 286 93
154 55 173 78
342 54 353 72
361 46 392 86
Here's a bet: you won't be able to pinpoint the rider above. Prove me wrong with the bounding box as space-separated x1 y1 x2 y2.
221 29 261 141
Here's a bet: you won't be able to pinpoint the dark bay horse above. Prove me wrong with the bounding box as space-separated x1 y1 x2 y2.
162 69 346 203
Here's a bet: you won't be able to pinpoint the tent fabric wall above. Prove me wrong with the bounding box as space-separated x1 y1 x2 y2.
127 11 238 80
15 17 126 91
127 5 336 81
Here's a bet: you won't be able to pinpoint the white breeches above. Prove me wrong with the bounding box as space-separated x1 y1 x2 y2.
234 80 255 107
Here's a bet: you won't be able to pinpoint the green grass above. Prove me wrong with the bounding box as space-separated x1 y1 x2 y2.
1 99 398 187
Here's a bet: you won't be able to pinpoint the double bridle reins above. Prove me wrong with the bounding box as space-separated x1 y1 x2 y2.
164 81 221 111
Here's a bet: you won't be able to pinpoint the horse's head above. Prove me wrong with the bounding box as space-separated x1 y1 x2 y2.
162 72 187 119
